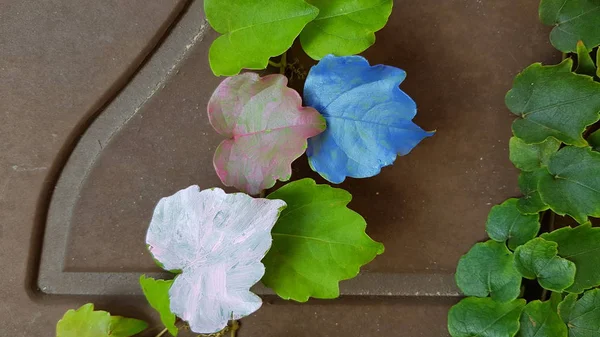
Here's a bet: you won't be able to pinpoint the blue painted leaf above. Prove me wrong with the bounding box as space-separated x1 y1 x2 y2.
304 55 433 183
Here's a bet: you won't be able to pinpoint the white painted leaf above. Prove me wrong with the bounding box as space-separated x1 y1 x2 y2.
146 186 286 333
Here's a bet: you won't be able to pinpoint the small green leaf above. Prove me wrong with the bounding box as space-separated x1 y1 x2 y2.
513 238 576 292
455 240 522 302
448 297 526 337
506 60 600 146
542 224 600 293
558 293 578 324
109 317 149 337
576 41 597 77
539 0 600 52
509 136 561 172
299 0 393 59
519 300 568 337
485 199 540 250
550 292 564 312
204 0 319 76
587 129 600 152
263 178 384 302
560 289 600 337
139 275 178 336
56 303 147 337
538 146 600 224
517 169 550 214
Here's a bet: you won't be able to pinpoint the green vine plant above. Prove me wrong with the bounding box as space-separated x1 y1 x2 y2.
448 1 600 336
55 1 438 337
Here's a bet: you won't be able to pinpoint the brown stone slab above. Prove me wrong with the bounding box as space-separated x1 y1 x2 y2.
38 0 558 299
1 0 560 335
0 0 188 334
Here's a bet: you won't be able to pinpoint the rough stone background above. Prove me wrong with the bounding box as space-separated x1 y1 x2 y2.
0 0 558 335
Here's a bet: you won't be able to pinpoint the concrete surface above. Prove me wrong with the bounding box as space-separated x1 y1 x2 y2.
0 0 558 335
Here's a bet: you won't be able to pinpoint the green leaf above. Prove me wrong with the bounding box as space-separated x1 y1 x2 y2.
587 129 600 151
542 224 600 293
519 300 568 337
559 289 600 337
550 291 564 312
139 275 178 336
576 41 597 76
519 301 567 337
558 293 578 324
506 60 600 146
455 240 522 302
539 0 600 52
56 303 147 337
509 136 561 172
485 199 540 250
448 297 526 337
597 48 600 77
263 178 384 302
109 317 149 337
517 170 550 214
538 146 600 224
513 238 576 292
299 0 393 60
204 0 319 76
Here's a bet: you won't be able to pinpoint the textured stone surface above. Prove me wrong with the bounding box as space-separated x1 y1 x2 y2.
0 0 559 335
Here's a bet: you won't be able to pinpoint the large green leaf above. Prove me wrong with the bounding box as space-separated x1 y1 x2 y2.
204 0 319 76
519 300 568 337
538 146 600 224
56 303 147 337
542 224 600 293
299 0 393 60
263 178 384 302
506 60 600 146
509 136 561 172
455 240 522 302
448 297 526 337
559 289 600 337
576 41 597 77
485 198 540 250
539 0 600 52
139 275 178 336
513 238 576 292
517 170 550 214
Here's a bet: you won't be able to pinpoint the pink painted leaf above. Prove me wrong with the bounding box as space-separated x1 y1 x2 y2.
208 73 326 195
146 186 286 334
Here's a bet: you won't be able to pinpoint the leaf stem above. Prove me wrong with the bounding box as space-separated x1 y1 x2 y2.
268 53 287 75
230 320 239 337
155 327 169 337
279 52 287 75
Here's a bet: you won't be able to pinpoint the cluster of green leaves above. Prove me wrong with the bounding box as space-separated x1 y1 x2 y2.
448 1 600 336
204 0 393 75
